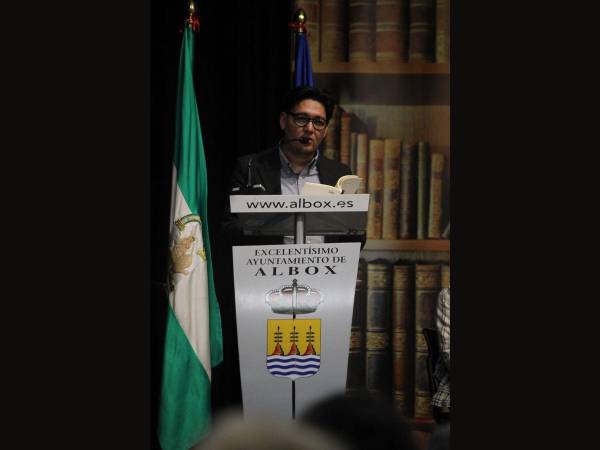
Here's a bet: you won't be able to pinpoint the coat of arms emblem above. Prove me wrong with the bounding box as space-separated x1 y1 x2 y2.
266 319 321 380
168 214 206 289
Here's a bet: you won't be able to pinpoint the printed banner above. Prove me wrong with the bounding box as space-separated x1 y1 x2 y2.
232 242 361 420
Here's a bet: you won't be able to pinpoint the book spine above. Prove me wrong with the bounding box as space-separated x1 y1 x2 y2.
382 138 402 240
408 0 435 63
367 139 385 239
441 264 450 289
414 263 441 419
375 0 409 62
350 132 358 175
366 260 392 395
356 133 369 193
295 0 321 62
349 0 376 62
427 153 444 238
321 0 348 62
414 351 431 419
347 258 367 394
323 104 341 160
340 111 353 166
392 263 414 416
416 141 431 240
399 141 417 239
435 0 450 63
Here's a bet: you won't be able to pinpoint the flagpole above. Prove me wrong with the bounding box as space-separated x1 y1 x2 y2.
159 2 224 448
289 7 312 421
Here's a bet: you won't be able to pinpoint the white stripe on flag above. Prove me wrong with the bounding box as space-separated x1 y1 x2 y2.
169 166 212 380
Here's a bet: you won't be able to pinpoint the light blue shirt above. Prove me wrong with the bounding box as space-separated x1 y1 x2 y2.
278 146 320 194
279 147 324 244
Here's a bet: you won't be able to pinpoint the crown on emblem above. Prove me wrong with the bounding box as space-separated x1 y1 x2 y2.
266 279 323 314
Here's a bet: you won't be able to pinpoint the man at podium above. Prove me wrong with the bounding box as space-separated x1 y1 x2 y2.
213 86 366 413
223 86 362 246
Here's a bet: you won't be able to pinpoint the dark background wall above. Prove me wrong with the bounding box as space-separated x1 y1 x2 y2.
151 1 292 447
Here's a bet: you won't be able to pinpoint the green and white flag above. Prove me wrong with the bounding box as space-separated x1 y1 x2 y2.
158 18 223 450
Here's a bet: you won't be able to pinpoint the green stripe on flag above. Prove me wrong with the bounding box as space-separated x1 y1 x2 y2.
173 22 202 214
159 307 212 450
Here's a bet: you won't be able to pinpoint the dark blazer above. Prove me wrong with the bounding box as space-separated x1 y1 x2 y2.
227 146 352 195
221 146 364 246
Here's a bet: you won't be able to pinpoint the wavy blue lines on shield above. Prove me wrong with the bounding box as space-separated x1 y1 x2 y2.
266 355 321 380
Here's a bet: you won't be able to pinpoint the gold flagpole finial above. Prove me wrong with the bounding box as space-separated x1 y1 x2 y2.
294 8 306 24
292 8 307 34
186 1 200 32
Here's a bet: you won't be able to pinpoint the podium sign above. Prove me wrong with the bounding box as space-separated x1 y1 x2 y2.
230 194 370 212
230 194 369 236
232 242 361 420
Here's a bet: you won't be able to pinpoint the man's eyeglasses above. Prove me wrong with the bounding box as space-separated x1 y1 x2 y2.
287 112 328 130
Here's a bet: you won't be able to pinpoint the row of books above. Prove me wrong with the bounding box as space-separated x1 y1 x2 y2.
322 106 448 240
366 139 446 240
294 0 450 64
346 259 450 419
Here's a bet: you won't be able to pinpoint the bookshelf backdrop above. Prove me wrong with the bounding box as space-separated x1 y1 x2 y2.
292 1 450 448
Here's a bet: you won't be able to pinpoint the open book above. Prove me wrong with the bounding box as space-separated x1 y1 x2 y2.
442 221 450 239
301 175 362 195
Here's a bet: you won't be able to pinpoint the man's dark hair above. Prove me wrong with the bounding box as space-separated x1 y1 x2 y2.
301 392 416 450
280 86 335 123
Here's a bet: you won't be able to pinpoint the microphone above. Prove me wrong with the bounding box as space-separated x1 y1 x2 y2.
230 157 265 194
246 158 253 187
282 137 311 144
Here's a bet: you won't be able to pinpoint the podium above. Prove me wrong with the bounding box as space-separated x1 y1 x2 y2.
230 194 369 420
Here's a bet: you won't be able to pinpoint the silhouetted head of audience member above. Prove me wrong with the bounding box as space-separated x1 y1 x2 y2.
427 423 450 450
194 411 349 450
300 392 416 450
